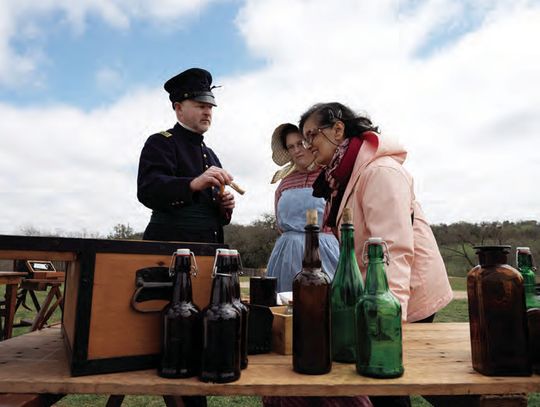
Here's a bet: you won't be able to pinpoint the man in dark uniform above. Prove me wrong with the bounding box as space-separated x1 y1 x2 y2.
137 67 235 243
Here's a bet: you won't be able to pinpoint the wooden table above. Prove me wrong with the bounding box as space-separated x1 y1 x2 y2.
0 323 539 406
0 272 26 341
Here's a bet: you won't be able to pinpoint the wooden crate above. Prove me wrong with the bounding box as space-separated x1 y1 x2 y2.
270 306 292 355
0 235 223 376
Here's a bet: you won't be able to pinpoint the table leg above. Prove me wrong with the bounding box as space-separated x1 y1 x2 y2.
16 289 30 312
0 393 64 406
39 295 63 329
163 396 186 407
478 394 527 407
423 394 527 407
30 289 56 331
106 395 125 407
29 291 41 312
1 283 18 340
54 286 64 312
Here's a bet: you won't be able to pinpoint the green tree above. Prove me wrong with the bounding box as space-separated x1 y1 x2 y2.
107 223 142 240
224 213 279 268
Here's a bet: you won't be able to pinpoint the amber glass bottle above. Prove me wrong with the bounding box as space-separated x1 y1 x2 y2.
229 249 249 369
199 250 241 383
159 249 202 378
331 207 364 363
356 237 403 378
292 209 332 375
467 245 531 376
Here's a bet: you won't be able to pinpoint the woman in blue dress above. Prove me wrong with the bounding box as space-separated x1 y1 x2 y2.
267 123 340 293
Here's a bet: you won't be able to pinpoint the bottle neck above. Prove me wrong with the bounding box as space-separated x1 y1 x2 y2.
477 250 508 266
340 224 355 260
171 256 192 303
209 274 233 306
217 254 240 301
215 254 231 274
365 243 389 295
303 224 321 269
518 253 534 270
230 257 241 301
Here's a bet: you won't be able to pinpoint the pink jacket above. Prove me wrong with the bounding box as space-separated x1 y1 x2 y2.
335 131 453 322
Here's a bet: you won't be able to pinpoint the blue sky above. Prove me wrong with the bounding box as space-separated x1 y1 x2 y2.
1 1 263 110
0 0 539 236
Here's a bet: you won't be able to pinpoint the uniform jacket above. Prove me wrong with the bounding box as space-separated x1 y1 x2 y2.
137 123 231 242
335 131 453 322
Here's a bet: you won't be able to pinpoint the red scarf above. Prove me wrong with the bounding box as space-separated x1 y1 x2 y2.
313 136 363 227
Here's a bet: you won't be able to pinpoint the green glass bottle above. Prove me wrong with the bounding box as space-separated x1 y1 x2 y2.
331 207 364 363
356 237 403 378
516 247 540 309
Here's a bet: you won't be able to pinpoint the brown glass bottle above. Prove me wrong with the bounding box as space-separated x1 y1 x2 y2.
229 249 249 369
199 250 241 383
467 245 531 376
292 209 332 375
159 249 202 378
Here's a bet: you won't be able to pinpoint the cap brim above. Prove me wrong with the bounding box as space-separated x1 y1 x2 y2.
192 94 217 107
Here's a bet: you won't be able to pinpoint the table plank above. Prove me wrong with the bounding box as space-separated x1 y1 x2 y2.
0 273 26 285
0 324 539 397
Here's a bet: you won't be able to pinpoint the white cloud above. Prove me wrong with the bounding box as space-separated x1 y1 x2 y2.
95 66 124 94
0 0 215 87
1 0 540 236
222 0 540 226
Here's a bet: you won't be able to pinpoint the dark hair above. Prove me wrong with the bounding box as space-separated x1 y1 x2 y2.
299 102 379 139
279 123 300 149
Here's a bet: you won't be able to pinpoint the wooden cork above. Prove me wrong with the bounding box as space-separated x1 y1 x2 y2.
306 209 318 225
342 207 353 224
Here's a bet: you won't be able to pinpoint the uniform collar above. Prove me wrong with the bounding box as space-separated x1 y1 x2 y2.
174 122 204 144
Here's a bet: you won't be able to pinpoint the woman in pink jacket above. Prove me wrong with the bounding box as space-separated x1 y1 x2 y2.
299 102 453 406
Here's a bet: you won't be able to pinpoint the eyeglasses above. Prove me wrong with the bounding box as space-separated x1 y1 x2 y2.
302 124 333 148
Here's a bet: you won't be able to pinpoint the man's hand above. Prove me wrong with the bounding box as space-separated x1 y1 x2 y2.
219 190 235 210
190 166 233 192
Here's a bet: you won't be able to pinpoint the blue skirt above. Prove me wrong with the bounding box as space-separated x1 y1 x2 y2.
266 230 339 293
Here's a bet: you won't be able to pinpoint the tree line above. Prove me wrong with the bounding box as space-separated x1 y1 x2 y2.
17 218 540 277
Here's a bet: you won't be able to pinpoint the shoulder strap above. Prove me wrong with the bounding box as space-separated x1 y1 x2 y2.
159 130 172 138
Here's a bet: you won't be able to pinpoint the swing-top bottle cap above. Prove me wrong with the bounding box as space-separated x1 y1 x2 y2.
175 248 191 256
342 207 353 224
517 247 531 254
306 208 318 225
368 237 383 244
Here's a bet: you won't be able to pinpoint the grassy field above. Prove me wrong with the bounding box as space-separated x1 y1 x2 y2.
448 276 467 291
1 278 538 406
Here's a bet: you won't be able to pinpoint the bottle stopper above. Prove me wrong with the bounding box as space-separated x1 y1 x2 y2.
306 209 318 225
343 207 353 224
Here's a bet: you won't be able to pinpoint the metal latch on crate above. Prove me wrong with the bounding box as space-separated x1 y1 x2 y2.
131 266 172 313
